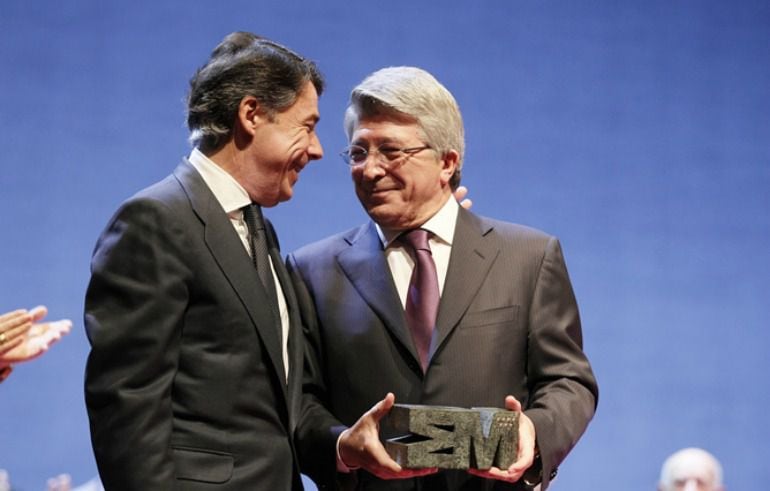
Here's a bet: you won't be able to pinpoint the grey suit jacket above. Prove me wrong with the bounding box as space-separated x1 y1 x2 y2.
85 160 304 490
288 207 598 491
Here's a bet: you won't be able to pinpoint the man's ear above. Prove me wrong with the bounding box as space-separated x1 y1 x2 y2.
236 95 266 136
439 149 460 186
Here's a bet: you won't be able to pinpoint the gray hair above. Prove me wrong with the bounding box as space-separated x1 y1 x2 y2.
344 66 465 189
187 32 324 152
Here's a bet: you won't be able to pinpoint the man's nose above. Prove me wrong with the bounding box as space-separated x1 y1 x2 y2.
308 133 323 160
359 156 387 179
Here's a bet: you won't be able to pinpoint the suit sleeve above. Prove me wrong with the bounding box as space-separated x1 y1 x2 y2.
523 237 598 490
84 198 191 490
286 253 347 488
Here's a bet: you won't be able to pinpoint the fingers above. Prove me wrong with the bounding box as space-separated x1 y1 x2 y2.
369 392 395 422
360 441 438 480
0 310 31 332
469 394 535 482
0 309 29 325
339 427 403 477
508 444 535 476
29 319 73 340
507 411 536 476
399 467 439 478
47 319 73 338
0 335 26 357
504 395 522 412
340 393 439 480
56 319 73 334
468 466 524 483
363 393 440 479
1 318 72 364
363 440 403 477
453 186 473 209
339 394 398 472
454 186 468 201
29 305 49 322
375 466 439 480
0 312 32 356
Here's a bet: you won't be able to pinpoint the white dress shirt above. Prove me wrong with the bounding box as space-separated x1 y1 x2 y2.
188 149 290 380
376 196 459 306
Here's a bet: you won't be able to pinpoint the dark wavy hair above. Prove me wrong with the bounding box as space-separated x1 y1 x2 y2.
186 32 324 152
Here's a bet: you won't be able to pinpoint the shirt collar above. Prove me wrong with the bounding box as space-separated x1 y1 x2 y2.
188 148 251 214
377 196 459 248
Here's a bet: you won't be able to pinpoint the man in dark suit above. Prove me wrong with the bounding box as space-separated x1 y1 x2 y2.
84 32 323 490
289 67 598 490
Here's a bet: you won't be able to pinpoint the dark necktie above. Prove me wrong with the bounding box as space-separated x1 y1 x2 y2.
400 229 440 372
242 204 279 314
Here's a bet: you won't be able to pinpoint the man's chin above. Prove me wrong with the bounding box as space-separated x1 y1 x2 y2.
365 205 407 229
258 192 284 207
277 182 297 203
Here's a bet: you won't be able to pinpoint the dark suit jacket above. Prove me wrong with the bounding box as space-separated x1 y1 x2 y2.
288 207 598 491
85 160 304 490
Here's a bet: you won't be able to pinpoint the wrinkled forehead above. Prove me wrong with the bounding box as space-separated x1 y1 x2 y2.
350 115 425 144
667 457 717 484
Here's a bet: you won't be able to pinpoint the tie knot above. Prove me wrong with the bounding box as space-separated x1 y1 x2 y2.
400 229 431 253
242 203 265 231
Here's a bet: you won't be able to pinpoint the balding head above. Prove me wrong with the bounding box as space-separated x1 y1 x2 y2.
658 448 724 491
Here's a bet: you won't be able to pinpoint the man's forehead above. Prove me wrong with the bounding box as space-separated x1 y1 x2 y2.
669 461 715 482
352 117 423 141
357 112 417 126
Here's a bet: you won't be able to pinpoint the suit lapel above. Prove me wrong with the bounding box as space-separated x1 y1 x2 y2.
336 223 421 365
433 208 499 358
173 160 288 401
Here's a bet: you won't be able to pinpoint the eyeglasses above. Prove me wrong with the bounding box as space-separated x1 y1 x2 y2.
339 143 432 167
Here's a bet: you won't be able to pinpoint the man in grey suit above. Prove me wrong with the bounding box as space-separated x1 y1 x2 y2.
84 32 323 489
289 67 598 490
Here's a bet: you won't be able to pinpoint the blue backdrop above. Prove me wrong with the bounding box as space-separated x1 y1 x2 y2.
1 1 768 489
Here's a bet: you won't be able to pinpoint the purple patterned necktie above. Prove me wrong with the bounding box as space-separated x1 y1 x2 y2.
400 229 440 372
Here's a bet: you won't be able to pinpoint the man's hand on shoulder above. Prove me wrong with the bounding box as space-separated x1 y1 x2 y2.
454 185 473 209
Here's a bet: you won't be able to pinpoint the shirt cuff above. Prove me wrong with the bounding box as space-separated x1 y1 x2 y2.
336 430 360 473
